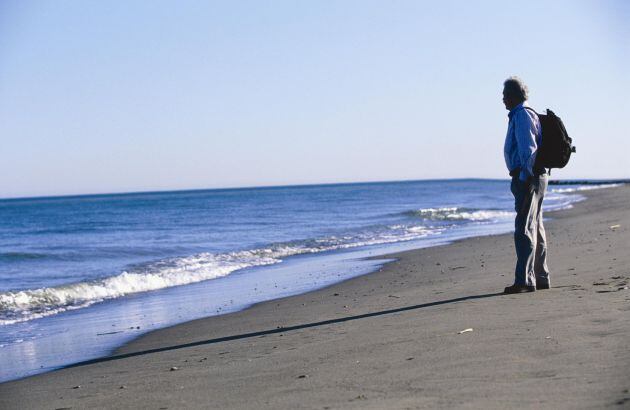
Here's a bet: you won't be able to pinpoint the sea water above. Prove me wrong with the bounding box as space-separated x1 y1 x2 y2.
0 179 619 382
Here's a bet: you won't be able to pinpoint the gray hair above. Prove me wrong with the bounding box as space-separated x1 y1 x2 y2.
503 76 529 101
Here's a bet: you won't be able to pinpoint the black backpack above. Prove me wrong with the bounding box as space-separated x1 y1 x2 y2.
525 107 576 172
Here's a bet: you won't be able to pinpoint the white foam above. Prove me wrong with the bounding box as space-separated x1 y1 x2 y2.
550 183 623 193
413 207 513 221
0 225 441 325
0 251 280 325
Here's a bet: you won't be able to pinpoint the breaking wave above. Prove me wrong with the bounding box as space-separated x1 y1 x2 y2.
404 207 514 221
549 183 623 193
0 224 439 325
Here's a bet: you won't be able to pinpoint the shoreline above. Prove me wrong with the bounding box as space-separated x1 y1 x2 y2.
1 180 544 382
106 184 607 357
1 184 629 409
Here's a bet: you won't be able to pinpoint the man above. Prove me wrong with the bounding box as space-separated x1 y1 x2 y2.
502 76 550 294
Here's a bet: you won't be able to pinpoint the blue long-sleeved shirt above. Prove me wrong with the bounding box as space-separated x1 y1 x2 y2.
504 102 542 182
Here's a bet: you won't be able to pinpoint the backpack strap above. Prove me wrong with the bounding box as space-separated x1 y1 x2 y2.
524 106 538 115
524 106 550 174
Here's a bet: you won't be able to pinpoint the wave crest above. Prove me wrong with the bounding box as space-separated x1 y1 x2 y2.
550 183 622 193
0 252 49 262
0 224 438 325
405 207 513 221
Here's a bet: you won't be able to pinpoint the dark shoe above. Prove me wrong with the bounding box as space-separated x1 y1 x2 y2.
536 282 550 290
504 284 536 294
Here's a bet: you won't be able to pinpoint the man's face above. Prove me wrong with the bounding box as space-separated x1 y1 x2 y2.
502 88 517 111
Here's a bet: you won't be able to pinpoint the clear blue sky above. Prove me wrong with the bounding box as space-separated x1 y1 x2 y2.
1 0 628 198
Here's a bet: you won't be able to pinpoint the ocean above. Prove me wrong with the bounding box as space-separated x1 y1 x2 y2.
0 179 617 382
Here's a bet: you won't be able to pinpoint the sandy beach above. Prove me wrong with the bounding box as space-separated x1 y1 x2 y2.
1 184 629 409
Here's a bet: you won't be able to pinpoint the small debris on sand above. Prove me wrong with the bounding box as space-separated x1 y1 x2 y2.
96 331 123 336
170 367 179 371
458 328 474 334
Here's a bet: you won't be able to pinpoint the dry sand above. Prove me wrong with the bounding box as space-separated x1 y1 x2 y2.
1 184 629 409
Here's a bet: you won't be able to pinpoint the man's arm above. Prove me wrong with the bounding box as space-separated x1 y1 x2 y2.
514 110 539 182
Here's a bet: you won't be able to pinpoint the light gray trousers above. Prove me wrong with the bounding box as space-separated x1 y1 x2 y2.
511 174 550 287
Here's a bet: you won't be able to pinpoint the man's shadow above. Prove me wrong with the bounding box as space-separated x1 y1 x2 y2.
66 291 503 370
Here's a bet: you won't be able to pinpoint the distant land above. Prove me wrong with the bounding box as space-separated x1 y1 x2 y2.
548 179 630 185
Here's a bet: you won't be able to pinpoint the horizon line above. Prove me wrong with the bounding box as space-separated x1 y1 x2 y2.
1 177 628 202
0 177 504 201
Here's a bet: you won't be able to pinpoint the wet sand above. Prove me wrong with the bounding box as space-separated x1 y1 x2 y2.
1 184 629 409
